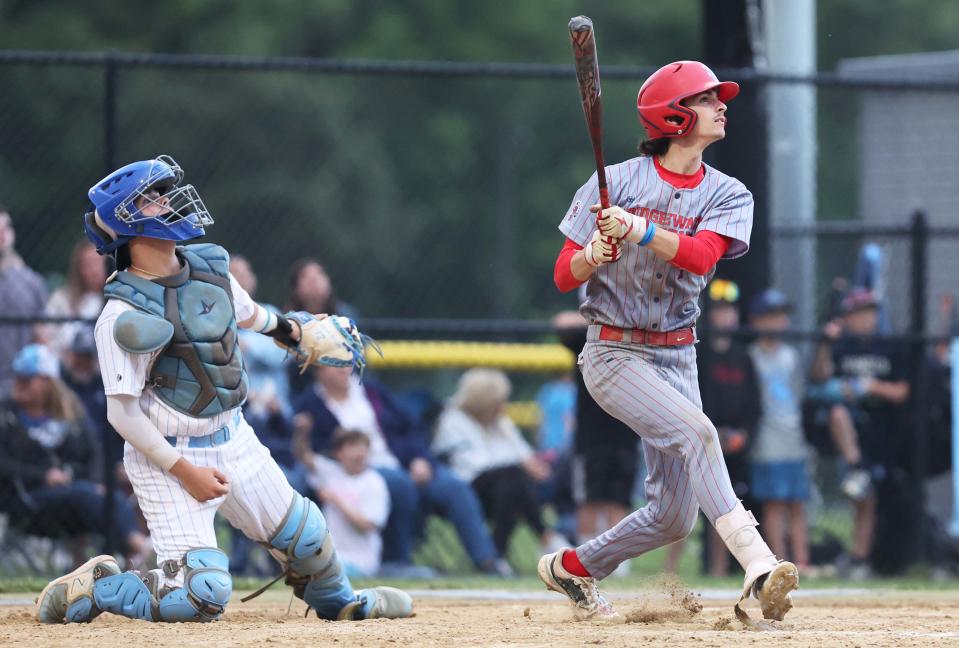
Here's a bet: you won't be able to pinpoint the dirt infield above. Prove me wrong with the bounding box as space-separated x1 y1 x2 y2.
3 586 959 648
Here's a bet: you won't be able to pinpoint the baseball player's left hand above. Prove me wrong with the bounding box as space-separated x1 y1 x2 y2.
584 230 622 266
593 205 648 244
280 313 381 375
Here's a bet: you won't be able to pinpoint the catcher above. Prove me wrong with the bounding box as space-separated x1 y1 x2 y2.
36 154 411 624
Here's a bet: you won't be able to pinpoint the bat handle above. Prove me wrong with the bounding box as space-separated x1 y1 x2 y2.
597 186 615 245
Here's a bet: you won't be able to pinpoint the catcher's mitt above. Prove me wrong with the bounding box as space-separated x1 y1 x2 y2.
280 312 382 375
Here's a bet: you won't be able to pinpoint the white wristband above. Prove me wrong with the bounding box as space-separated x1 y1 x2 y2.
252 304 278 333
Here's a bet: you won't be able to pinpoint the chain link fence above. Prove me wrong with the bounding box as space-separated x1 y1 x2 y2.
1 51 959 579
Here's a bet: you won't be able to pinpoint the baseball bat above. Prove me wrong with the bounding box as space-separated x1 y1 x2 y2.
568 15 613 245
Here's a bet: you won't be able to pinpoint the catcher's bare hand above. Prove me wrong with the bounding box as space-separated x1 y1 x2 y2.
584 229 622 266
592 204 648 244
171 460 230 502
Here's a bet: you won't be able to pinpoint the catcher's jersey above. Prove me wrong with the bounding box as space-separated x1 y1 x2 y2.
94 272 256 438
559 156 753 331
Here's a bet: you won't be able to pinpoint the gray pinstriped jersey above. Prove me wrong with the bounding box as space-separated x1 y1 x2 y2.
558 156 753 331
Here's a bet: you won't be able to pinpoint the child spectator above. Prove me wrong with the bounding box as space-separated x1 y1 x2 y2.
301 429 390 578
747 289 811 569
294 365 506 576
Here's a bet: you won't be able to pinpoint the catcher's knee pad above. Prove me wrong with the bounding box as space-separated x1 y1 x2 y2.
94 548 232 623
269 494 355 619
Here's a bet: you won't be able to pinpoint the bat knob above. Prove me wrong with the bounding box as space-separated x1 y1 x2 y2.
569 15 593 31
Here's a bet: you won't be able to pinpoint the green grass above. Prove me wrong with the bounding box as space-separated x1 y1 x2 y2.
5 509 953 595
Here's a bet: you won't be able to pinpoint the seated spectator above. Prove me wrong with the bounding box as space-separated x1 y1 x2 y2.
42 240 105 355
747 289 810 569
433 368 567 557
293 365 508 576
0 344 149 567
299 429 390 578
808 288 910 579
0 208 48 397
286 258 358 396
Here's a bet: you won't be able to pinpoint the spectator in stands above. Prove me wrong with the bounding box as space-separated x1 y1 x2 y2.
666 280 761 576
808 288 910 579
433 368 567 557
0 208 48 397
747 289 811 569
230 254 293 413
59 328 116 468
553 310 638 563
60 328 106 434
293 365 508 576
534 347 577 544
299 429 391 578
286 257 357 395
0 344 149 566
42 240 105 355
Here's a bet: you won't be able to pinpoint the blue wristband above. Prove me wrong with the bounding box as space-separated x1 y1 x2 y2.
639 223 657 246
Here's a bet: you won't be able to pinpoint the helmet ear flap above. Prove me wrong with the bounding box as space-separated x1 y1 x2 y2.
85 210 114 242
667 101 697 137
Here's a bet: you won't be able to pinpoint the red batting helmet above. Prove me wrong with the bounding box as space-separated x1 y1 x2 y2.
637 61 740 139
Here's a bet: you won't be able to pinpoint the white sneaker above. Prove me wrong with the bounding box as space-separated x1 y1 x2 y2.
537 550 618 621
751 561 799 621
338 587 414 620
35 555 121 624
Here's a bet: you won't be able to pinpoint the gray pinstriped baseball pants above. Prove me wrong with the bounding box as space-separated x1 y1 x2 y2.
574 336 739 580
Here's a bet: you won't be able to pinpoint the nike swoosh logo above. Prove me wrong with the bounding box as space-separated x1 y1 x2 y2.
676 337 687 342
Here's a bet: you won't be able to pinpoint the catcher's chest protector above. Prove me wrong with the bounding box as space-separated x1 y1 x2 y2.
104 244 249 417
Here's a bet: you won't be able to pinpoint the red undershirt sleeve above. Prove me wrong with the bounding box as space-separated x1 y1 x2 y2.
669 231 731 275
554 238 584 292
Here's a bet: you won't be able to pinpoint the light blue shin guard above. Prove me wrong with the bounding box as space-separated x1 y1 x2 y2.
269 494 356 620
93 548 232 622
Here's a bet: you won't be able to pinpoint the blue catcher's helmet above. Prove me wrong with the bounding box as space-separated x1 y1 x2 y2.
83 155 213 255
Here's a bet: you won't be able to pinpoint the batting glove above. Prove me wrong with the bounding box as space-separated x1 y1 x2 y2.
584 230 622 266
593 205 648 244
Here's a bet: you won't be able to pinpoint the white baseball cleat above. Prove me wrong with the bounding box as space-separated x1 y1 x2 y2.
537 550 618 621
752 560 799 621
35 555 121 624
338 586 414 620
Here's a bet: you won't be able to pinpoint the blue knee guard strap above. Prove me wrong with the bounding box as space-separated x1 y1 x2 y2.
94 572 158 621
265 494 356 620
159 548 232 622
94 548 231 623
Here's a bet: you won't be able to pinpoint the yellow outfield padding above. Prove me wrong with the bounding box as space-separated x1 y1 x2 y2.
367 340 576 372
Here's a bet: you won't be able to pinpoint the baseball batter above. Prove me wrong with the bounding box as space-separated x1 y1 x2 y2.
538 61 799 622
35 155 412 624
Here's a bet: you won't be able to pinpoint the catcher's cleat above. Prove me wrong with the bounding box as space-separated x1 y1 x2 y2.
337 587 414 620
752 560 799 621
537 550 618 621
35 555 121 624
